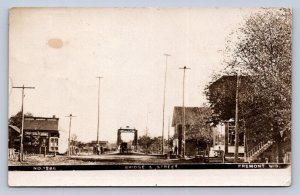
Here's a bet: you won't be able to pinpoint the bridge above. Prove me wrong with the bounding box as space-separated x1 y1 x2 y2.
117 127 138 153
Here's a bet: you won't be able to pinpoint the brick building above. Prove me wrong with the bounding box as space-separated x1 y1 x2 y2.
22 116 60 154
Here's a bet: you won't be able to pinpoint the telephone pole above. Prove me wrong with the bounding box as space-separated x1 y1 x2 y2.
145 109 150 137
12 85 35 162
66 114 76 156
96 76 103 144
161 53 170 155
234 73 240 163
179 66 190 157
168 116 171 150
168 116 170 142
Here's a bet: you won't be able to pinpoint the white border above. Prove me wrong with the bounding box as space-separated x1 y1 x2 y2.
8 166 291 186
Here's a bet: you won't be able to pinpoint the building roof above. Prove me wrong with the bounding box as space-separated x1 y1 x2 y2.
172 106 211 127
9 125 20 134
208 75 252 94
24 116 59 131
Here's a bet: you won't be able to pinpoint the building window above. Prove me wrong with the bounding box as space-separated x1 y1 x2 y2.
49 137 59 152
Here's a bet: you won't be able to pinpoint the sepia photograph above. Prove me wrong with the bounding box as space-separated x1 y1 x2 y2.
8 7 291 186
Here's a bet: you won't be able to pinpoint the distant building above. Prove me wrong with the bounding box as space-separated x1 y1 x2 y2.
22 115 60 154
172 106 213 157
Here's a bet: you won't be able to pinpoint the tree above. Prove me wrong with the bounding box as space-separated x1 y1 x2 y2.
232 8 291 147
9 111 33 129
137 135 154 154
70 134 78 155
185 107 213 143
205 76 254 123
70 134 78 145
147 136 163 154
206 9 291 162
167 136 174 148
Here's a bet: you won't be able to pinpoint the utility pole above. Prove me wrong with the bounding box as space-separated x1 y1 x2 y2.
12 85 35 162
168 116 171 151
96 76 103 144
145 109 150 137
168 116 170 142
179 66 190 157
234 73 240 163
66 114 76 156
243 120 247 162
161 53 170 155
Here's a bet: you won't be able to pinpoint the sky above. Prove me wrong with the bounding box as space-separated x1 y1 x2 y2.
9 8 255 149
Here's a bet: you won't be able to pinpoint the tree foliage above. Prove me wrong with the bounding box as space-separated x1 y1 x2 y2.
173 107 213 144
205 76 254 125
232 9 291 143
206 9 291 150
137 135 171 154
185 108 213 142
147 136 163 154
137 135 154 153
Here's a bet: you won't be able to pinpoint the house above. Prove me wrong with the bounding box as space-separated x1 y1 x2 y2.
8 125 21 159
8 125 21 150
22 115 60 154
172 106 213 157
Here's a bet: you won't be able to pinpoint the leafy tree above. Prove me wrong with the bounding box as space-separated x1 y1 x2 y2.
173 107 213 147
231 8 291 144
167 136 174 148
206 9 291 162
147 136 163 154
185 107 213 143
137 135 154 154
70 134 78 146
205 76 252 122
